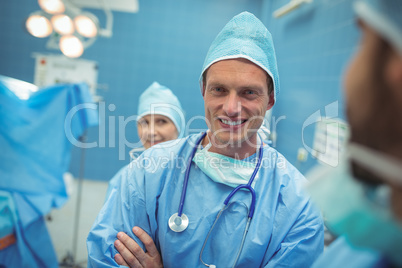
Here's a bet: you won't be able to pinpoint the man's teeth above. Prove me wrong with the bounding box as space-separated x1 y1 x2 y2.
221 119 244 126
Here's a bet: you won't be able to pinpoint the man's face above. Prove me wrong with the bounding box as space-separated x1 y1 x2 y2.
344 22 388 184
203 58 274 150
344 21 402 221
344 22 381 142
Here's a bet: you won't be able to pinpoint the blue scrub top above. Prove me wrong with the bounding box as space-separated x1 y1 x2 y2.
312 236 391 268
87 133 324 267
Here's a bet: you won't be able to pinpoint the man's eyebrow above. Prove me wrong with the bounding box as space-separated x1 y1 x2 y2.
207 81 226 88
207 79 265 91
242 85 264 90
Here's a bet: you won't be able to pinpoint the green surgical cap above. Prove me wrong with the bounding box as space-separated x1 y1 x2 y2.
354 0 402 55
137 82 185 138
200 11 280 104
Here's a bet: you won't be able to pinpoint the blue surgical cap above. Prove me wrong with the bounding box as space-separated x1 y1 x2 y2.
200 11 280 104
354 0 402 55
137 82 185 138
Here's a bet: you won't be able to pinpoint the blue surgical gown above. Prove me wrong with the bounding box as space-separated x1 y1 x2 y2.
312 236 391 268
87 133 324 267
0 78 98 268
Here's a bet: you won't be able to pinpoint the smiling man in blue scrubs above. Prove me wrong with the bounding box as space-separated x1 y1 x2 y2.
87 11 324 267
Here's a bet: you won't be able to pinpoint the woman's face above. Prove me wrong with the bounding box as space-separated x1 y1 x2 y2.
137 114 178 149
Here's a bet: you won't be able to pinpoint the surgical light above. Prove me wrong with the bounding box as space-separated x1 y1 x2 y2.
26 0 113 58
38 0 65 14
74 14 98 38
51 14 74 35
59 35 84 58
26 13 53 38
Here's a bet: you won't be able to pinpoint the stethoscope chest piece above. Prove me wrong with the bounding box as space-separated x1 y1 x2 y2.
169 212 189 232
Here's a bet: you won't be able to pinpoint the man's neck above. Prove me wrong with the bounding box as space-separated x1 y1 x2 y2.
201 132 259 160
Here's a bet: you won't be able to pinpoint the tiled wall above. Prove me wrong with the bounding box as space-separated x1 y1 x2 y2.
0 0 262 181
262 0 360 174
0 0 361 179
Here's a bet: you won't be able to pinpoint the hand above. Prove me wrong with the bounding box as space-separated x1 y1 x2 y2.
114 227 163 268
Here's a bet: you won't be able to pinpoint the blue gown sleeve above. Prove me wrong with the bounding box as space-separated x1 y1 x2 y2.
311 236 387 268
86 164 150 267
264 198 324 268
104 165 128 203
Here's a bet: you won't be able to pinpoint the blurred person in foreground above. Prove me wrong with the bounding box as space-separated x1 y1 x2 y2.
309 0 402 267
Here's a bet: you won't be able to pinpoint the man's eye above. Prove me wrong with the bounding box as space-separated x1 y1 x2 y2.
213 87 224 92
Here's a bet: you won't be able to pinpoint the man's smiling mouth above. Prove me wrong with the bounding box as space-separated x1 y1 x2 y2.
219 119 246 126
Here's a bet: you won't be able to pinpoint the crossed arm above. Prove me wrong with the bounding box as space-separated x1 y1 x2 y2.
113 201 324 268
114 227 162 268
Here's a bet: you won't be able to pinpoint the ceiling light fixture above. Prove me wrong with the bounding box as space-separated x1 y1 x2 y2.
38 0 65 14
51 14 74 35
59 35 84 58
74 13 99 38
26 0 113 58
26 11 53 38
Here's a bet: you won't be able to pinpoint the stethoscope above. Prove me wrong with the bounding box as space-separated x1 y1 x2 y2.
168 132 264 268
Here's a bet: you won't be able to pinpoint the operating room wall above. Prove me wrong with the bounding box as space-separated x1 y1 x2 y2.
261 0 360 174
0 0 263 181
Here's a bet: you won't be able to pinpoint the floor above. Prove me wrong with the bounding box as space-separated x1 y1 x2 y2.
46 176 109 267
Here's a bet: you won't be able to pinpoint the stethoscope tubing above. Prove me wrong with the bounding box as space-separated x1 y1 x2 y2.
176 132 264 267
222 142 263 218
177 132 207 217
179 132 263 219
224 184 256 218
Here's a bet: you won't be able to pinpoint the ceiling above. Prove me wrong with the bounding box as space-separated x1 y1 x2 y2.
68 0 139 13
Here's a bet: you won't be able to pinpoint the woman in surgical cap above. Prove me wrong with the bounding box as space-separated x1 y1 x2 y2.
133 81 184 154
106 81 185 198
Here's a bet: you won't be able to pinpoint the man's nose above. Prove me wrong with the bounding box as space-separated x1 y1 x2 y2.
223 92 241 116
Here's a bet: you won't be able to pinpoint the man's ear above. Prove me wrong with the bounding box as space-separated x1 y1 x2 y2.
202 70 208 98
267 91 275 110
385 49 402 100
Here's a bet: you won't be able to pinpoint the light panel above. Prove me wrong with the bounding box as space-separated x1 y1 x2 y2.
74 14 98 38
51 14 74 35
26 14 53 38
60 35 84 58
38 0 65 14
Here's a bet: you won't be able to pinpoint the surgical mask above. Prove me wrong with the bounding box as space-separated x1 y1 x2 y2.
192 143 260 189
307 143 402 266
